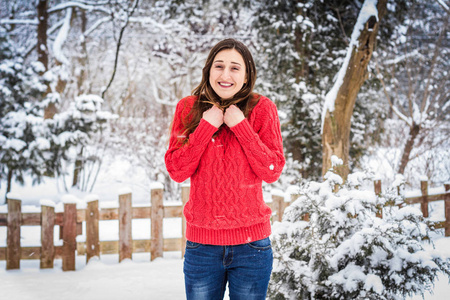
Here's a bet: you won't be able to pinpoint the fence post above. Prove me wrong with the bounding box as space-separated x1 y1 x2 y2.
86 199 100 263
420 180 429 218
271 191 284 222
40 203 55 269
445 183 450 237
181 184 190 258
374 180 382 218
62 203 77 271
151 186 164 261
6 198 21 270
119 193 132 262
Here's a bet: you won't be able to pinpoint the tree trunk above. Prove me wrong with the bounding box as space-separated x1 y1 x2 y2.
398 123 420 174
37 0 57 119
72 147 84 187
4 168 13 204
322 0 388 180
37 0 48 70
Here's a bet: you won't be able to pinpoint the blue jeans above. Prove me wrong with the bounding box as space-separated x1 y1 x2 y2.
183 237 273 300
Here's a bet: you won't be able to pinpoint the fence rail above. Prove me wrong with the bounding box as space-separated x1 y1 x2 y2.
1 180 449 271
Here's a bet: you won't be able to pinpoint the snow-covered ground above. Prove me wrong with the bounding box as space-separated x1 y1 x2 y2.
1 235 449 299
0 158 449 299
1 253 186 300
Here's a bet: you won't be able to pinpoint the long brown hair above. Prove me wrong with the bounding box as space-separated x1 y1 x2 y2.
181 38 260 142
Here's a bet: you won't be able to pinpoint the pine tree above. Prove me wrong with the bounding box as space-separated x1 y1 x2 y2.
269 157 450 299
0 26 48 196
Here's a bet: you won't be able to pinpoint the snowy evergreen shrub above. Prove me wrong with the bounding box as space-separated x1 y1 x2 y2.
269 166 450 299
0 27 115 194
0 27 49 185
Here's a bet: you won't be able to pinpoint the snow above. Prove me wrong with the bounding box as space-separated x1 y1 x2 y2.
437 0 449 11
40 199 56 207
52 8 72 66
84 194 99 202
331 155 343 167
6 192 23 200
150 182 164 190
48 1 110 15
117 187 132 195
0 254 185 300
364 274 384 294
270 188 285 198
321 0 379 132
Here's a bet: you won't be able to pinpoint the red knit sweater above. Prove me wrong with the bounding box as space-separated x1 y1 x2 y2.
165 95 285 245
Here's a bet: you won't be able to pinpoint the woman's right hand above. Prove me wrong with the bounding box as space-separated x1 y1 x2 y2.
202 105 224 128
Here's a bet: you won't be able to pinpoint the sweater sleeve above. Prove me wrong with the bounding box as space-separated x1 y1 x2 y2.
164 98 218 183
229 98 285 183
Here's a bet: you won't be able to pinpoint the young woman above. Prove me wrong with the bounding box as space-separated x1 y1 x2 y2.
165 38 285 300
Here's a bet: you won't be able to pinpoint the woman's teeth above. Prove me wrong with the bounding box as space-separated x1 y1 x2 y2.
219 82 232 87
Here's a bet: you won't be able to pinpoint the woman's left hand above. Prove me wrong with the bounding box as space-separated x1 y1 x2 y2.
224 105 245 128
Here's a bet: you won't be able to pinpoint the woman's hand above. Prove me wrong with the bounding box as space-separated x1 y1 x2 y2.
202 105 224 128
224 105 245 128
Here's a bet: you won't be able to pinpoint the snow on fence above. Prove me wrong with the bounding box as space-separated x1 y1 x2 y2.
0 181 449 271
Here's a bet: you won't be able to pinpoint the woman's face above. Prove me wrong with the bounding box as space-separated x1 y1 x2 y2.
209 49 247 100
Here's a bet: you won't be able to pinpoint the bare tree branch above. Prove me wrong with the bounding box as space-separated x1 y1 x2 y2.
101 0 140 98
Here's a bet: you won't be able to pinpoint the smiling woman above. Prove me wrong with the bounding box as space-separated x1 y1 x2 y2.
164 38 285 300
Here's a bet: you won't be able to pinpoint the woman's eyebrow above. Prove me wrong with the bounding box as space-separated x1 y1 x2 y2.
213 60 242 66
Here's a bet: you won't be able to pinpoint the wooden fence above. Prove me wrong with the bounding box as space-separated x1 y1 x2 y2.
0 181 449 271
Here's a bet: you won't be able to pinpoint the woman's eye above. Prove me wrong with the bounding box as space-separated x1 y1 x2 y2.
215 65 223 69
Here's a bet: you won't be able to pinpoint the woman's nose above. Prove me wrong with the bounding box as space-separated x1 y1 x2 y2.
221 68 231 80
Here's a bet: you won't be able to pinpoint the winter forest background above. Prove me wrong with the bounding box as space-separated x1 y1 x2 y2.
1 0 449 200
1 0 449 299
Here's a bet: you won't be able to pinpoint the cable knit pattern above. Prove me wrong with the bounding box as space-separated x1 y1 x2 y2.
165 95 285 245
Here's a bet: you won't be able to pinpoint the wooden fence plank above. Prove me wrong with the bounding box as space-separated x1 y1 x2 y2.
0 213 7 226
62 203 77 271
40 204 55 269
21 213 41 225
86 200 100 263
164 206 182 218
405 193 447 204
133 207 151 219
99 208 119 220
6 198 21 270
119 193 132 262
420 180 429 218
0 246 65 261
181 185 189 258
55 212 64 225
22 247 40 259
445 184 450 237
151 188 164 261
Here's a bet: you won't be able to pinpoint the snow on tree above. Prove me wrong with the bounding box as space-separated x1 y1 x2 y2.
0 25 115 199
269 157 450 299
0 26 48 197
